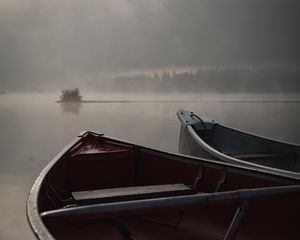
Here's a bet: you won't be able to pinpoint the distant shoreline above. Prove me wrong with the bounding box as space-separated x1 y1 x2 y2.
55 100 300 104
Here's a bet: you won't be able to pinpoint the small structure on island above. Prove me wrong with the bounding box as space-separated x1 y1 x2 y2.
59 88 82 102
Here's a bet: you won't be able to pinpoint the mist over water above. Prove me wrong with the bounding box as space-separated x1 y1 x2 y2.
0 93 300 239
0 0 300 239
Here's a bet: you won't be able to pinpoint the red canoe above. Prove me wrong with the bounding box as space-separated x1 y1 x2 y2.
27 131 300 240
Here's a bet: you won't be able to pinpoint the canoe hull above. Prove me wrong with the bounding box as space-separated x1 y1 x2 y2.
177 109 300 179
179 125 216 159
28 131 300 240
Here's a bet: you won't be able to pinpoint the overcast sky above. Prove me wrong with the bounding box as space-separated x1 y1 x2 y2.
0 0 300 91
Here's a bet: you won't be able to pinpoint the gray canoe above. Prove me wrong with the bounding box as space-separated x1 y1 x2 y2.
177 109 300 179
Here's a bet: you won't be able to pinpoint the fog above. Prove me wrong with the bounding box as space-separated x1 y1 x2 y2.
0 0 300 92
1 2 300 239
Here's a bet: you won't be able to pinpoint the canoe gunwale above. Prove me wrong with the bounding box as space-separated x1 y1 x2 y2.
40 184 300 220
177 109 300 180
27 130 300 239
177 109 300 149
26 132 97 240
140 147 299 184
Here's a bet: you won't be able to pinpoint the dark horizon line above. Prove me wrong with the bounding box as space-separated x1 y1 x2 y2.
56 100 300 104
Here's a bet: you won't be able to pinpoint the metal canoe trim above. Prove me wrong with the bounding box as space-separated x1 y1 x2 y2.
186 124 300 180
179 109 300 149
177 109 217 131
26 132 88 240
78 131 104 137
139 145 300 184
40 184 300 220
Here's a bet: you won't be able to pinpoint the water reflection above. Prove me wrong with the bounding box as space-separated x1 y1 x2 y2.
60 102 82 114
0 93 300 240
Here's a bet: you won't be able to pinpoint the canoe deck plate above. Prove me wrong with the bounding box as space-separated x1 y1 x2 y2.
177 109 217 131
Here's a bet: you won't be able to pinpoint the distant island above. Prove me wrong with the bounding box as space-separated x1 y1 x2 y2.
58 88 82 102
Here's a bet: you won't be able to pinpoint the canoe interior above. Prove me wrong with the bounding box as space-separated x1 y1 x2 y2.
179 118 300 173
199 124 300 172
36 133 300 240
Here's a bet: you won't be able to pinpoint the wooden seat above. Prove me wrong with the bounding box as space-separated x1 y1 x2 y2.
72 184 193 204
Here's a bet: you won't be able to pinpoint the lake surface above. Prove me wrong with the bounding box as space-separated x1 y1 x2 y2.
0 93 300 239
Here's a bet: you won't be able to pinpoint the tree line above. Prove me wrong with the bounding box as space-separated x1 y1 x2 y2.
89 68 300 93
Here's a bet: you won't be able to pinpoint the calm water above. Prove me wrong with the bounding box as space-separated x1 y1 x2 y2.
0 93 300 239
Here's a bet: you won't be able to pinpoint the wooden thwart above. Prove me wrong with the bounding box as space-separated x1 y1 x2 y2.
42 185 300 220
72 184 193 203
